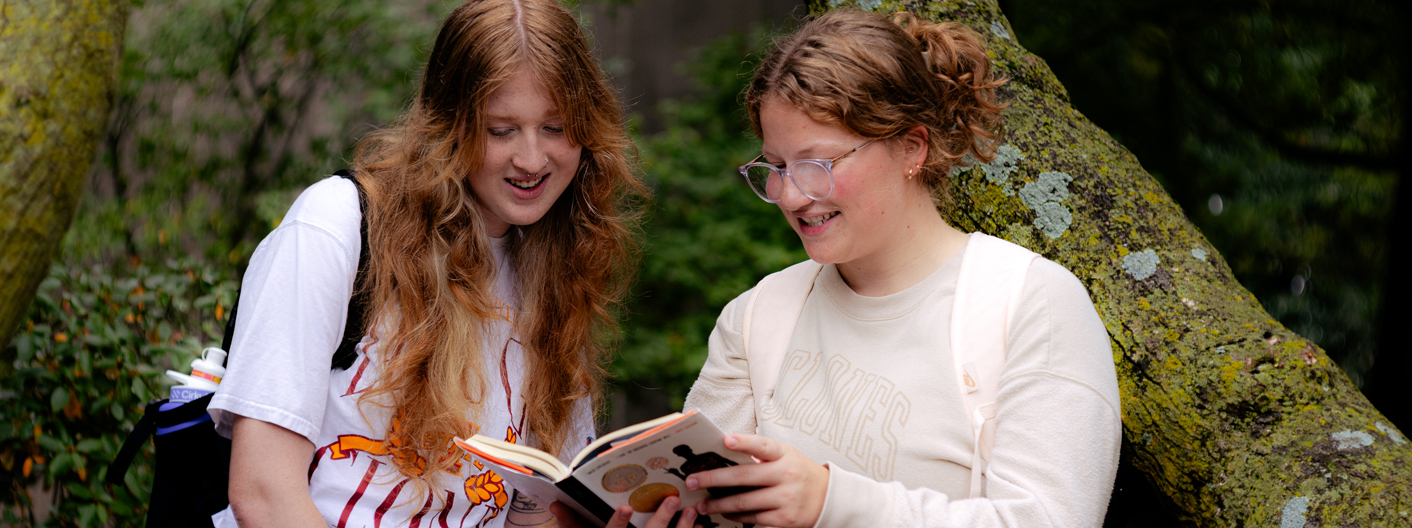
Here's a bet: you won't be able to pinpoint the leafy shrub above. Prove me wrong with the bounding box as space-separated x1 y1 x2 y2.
1 260 236 526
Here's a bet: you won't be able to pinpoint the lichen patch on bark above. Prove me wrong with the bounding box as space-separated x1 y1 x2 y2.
1280 496 1309 528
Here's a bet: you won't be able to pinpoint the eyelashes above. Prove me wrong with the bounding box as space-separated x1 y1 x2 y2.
487 125 565 137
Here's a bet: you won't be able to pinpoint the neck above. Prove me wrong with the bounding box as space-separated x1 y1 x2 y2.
836 200 969 297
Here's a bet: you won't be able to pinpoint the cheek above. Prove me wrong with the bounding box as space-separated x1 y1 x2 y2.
479 143 514 172
560 147 583 173
546 136 580 164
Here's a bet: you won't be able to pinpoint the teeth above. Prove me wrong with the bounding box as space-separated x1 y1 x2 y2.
508 176 544 190
800 212 837 227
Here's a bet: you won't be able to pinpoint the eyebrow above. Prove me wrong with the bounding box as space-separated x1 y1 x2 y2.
484 113 563 123
761 143 845 161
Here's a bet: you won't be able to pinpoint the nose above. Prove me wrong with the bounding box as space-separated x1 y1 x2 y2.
512 134 547 175
775 171 813 210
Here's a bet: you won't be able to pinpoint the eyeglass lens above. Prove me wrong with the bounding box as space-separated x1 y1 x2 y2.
744 160 833 201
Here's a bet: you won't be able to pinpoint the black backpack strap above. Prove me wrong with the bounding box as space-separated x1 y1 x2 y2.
106 398 166 486
332 169 371 371
220 290 240 352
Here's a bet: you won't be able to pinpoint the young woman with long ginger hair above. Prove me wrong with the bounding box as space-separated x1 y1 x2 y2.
207 1 684 526
680 10 1121 528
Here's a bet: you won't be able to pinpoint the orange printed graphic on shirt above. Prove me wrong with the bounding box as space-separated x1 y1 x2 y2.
504 426 518 445
324 434 429 476
465 469 509 508
490 304 515 324
328 435 391 460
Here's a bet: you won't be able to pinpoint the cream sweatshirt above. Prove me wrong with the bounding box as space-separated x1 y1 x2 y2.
684 248 1121 527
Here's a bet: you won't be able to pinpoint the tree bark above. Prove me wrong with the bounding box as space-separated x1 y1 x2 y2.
0 0 128 350
808 0 1412 524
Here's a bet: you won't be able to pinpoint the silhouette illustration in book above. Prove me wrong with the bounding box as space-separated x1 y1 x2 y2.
664 445 753 498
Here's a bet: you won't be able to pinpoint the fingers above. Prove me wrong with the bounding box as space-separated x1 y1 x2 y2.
641 496 683 528
674 506 699 528
721 434 787 462
607 505 634 528
695 487 776 518
687 437 829 528
550 502 634 528
680 454 785 488
548 502 586 528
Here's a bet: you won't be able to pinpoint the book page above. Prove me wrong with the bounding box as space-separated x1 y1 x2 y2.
570 411 755 528
459 444 605 525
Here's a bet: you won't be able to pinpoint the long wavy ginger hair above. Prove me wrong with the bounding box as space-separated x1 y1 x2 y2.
746 10 1007 204
349 0 643 481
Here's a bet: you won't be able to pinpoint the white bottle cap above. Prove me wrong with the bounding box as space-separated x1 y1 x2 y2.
189 347 227 388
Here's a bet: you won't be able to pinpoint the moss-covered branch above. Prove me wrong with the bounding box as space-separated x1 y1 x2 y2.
808 0 1412 524
0 0 129 350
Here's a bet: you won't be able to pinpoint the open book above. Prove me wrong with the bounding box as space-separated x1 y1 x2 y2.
453 410 755 528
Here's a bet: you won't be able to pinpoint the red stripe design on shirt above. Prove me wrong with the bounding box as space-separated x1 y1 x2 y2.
409 494 435 528
309 444 330 483
344 338 375 396
373 478 409 528
338 458 382 528
438 491 455 528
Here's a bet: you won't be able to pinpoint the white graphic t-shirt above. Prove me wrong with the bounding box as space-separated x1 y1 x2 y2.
209 176 593 527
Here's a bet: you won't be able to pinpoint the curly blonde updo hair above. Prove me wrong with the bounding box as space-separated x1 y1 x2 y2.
746 9 1006 201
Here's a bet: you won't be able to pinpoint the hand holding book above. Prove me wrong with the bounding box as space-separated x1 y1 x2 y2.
453 410 757 528
549 496 698 528
683 434 829 528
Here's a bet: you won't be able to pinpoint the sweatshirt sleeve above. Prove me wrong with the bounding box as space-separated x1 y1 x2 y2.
813 259 1122 528
682 290 758 436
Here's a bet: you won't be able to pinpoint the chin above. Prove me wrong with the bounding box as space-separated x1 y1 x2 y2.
800 242 846 265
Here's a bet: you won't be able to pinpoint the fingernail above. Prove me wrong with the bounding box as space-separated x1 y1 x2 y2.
724 436 737 448
685 477 698 490
665 496 680 511
619 506 633 519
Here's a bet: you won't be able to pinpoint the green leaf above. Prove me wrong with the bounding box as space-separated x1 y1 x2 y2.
38 434 66 453
49 451 74 477
78 503 97 528
15 334 33 363
78 348 93 376
111 402 125 421
76 438 104 453
51 387 71 412
131 378 148 401
66 481 94 499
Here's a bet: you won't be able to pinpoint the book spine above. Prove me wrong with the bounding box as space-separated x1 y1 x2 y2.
558 476 632 528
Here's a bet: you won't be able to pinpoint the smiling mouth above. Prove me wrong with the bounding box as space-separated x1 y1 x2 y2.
799 212 839 228
507 174 547 190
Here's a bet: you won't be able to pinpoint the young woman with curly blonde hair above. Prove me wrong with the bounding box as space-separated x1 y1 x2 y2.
681 10 1121 528
206 1 678 525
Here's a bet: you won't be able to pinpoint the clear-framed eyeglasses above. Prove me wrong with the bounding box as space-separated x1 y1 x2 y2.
738 139 875 203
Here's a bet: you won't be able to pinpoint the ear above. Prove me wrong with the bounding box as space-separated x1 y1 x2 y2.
900 125 930 168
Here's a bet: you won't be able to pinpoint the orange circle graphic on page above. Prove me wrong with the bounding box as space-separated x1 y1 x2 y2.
601 464 648 493
645 456 669 470
629 482 680 512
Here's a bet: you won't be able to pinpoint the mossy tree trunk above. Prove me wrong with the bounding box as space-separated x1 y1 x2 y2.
0 0 128 351
808 0 1412 525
